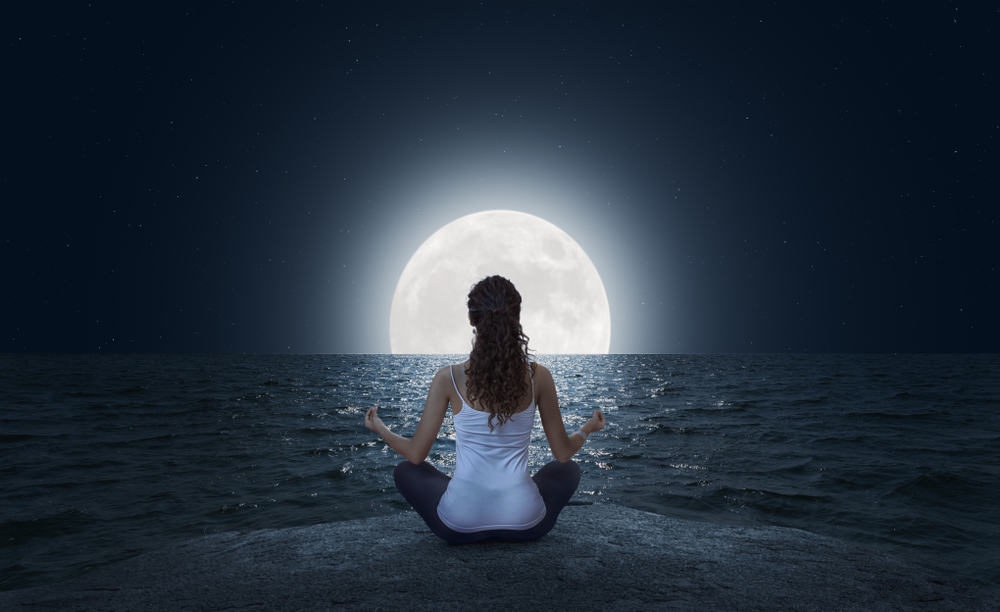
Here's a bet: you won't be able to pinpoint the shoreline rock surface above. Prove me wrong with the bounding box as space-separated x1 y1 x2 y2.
2 503 997 611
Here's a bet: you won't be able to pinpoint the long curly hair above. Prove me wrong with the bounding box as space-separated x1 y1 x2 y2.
464 275 533 430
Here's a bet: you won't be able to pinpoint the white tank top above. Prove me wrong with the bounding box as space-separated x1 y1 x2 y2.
436 365 547 533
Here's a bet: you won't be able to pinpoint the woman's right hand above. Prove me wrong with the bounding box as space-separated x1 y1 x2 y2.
582 409 606 435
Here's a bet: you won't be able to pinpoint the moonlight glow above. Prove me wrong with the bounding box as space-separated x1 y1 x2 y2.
390 211 611 354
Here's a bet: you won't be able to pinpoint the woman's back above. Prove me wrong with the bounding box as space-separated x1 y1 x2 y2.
436 365 546 532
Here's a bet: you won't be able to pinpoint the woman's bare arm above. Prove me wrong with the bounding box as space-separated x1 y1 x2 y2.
364 366 451 464
535 364 606 463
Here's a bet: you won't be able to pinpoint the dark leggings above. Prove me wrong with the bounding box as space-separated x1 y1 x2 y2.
393 460 581 543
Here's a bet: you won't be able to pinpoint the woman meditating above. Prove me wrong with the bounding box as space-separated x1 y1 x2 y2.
364 275 606 543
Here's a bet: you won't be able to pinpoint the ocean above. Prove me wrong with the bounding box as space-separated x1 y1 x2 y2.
1 353 997 593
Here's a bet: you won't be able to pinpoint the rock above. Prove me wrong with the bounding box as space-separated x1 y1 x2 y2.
1 503 997 611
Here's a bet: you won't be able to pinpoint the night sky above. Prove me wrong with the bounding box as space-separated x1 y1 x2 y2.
4 1 997 354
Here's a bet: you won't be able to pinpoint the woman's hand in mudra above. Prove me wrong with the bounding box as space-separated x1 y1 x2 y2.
583 409 606 435
365 406 387 435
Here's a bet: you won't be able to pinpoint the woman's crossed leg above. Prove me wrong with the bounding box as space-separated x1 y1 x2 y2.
393 460 581 543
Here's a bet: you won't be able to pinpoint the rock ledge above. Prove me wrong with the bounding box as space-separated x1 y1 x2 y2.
2 503 996 611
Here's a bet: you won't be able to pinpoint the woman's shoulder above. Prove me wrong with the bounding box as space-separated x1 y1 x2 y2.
434 363 459 379
530 361 552 380
433 362 468 384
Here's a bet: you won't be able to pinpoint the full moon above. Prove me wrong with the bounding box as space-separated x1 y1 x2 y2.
390 210 610 354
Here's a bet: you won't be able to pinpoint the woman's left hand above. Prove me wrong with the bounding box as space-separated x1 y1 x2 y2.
365 406 387 434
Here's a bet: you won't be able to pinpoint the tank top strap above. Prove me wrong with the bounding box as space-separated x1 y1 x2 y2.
529 362 535 398
449 364 462 397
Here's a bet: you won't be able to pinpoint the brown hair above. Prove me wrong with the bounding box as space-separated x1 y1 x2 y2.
464 275 532 430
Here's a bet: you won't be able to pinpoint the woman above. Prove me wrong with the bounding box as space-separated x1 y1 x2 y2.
364 275 606 543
